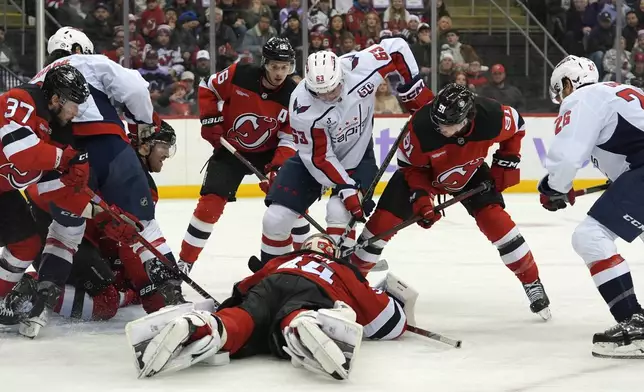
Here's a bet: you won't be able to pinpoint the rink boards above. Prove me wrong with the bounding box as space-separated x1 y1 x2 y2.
156 114 607 199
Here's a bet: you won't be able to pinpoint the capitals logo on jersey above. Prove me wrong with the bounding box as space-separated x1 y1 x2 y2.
0 163 43 190
432 157 484 192
227 113 279 149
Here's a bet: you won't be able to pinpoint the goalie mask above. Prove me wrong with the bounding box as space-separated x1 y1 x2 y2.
301 233 339 258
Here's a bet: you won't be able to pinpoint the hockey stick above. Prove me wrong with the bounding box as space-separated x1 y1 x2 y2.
573 181 611 197
219 137 326 234
337 124 410 249
341 182 491 258
406 325 462 348
86 190 219 306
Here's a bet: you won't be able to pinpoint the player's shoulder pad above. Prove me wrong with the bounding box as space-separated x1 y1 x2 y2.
408 104 446 152
11 84 51 122
470 96 506 141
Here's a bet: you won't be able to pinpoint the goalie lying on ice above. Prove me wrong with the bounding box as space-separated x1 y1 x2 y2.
126 233 418 380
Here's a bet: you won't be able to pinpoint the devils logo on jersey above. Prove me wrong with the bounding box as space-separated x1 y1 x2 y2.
0 163 43 190
227 113 278 149
432 157 484 192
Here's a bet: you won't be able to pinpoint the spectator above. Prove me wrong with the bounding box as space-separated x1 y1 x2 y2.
158 71 197 115
404 14 420 45
141 0 166 40
383 0 411 35
587 11 617 75
83 3 114 53
440 29 478 71
422 0 449 24
218 0 249 41
546 0 568 43
624 10 640 50
636 0 644 27
112 0 137 26
601 0 632 22
629 52 644 87
165 7 179 29
466 57 488 91
309 31 328 54
194 50 212 81
346 0 374 33
355 11 381 49
0 27 19 74
479 64 525 111
562 0 591 56
327 14 348 53
242 12 278 65
581 0 604 33
339 31 358 55
631 29 644 62
308 0 339 31
201 7 238 70
375 81 403 114
282 11 304 73
128 14 147 54
175 11 204 67
172 0 204 20
56 0 87 28
279 0 303 30
153 24 185 76
437 15 452 36
138 49 174 106
453 70 475 93
244 0 273 30
437 51 455 89
411 23 432 79
603 35 634 81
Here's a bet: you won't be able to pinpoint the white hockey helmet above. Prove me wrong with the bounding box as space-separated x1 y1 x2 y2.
47 26 94 55
305 51 343 95
301 233 339 258
549 55 599 104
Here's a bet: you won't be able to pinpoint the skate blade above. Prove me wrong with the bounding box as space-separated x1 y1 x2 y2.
592 341 644 359
537 307 552 321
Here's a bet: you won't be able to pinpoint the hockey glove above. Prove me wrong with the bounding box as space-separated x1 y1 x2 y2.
537 175 576 211
59 149 90 192
490 152 521 192
396 74 434 113
201 123 225 150
260 163 279 194
337 185 372 222
94 205 144 245
410 189 441 229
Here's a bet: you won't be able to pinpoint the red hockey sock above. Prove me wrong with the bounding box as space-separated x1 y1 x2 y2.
474 205 539 284
216 307 255 355
180 194 227 264
54 285 120 320
0 235 41 296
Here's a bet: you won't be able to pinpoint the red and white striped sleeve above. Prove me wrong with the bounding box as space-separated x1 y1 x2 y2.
359 288 407 340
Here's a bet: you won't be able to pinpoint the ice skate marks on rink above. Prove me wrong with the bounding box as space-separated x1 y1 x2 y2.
0 194 642 392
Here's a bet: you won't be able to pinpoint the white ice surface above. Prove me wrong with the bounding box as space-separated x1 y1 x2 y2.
1 194 642 391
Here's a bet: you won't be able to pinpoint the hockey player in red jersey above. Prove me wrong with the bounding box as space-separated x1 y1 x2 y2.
127 233 414 380
0 64 90 301
14 121 178 320
351 83 552 320
178 37 310 273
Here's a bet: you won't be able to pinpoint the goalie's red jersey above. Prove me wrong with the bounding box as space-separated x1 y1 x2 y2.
236 252 407 340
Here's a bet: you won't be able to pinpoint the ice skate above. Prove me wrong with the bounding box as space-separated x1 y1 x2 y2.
522 279 551 320
19 281 63 338
592 313 644 359
0 274 39 326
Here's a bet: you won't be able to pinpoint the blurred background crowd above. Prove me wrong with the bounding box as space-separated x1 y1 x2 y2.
0 0 641 115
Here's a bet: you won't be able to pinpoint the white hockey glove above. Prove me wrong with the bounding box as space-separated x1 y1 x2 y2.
126 304 228 379
373 272 419 326
282 301 363 380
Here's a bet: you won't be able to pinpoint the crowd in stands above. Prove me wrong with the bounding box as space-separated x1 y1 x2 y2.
2 0 536 114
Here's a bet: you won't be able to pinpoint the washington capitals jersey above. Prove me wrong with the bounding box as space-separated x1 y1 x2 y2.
546 82 644 192
30 54 154 140
235 252 407 340
199 63 297 156
0 84 64 193
290 37 421 188
397 97 525 193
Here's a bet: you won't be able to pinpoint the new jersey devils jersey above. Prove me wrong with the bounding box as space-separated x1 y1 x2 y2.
290 37 421 188
0 84 64 193
236 252 407 340
397 98 525 193
199 63 297 155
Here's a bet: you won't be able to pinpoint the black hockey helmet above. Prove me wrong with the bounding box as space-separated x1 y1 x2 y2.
301 233 339 258
430 83 475 127
262 37 296 73
130 120 176 151
42 64 90 105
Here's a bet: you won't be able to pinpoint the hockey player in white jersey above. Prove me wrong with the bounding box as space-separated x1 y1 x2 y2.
1 27 184 338
539 55 644 358
259 37 433 263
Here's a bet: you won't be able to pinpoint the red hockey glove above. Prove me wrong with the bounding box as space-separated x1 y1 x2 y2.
410 189 441 229
338 185 367 222
537 175 576 212
94 205 144 245
59 150 90 192
396 74 434 113
201 124 225 150
260 164 279 194
490 153 521 192
58 146 82 171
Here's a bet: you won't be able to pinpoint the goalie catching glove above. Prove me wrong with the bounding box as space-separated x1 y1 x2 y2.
282 301 363 380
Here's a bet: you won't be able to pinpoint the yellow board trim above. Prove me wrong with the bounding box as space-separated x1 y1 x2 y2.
157 179 608 199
